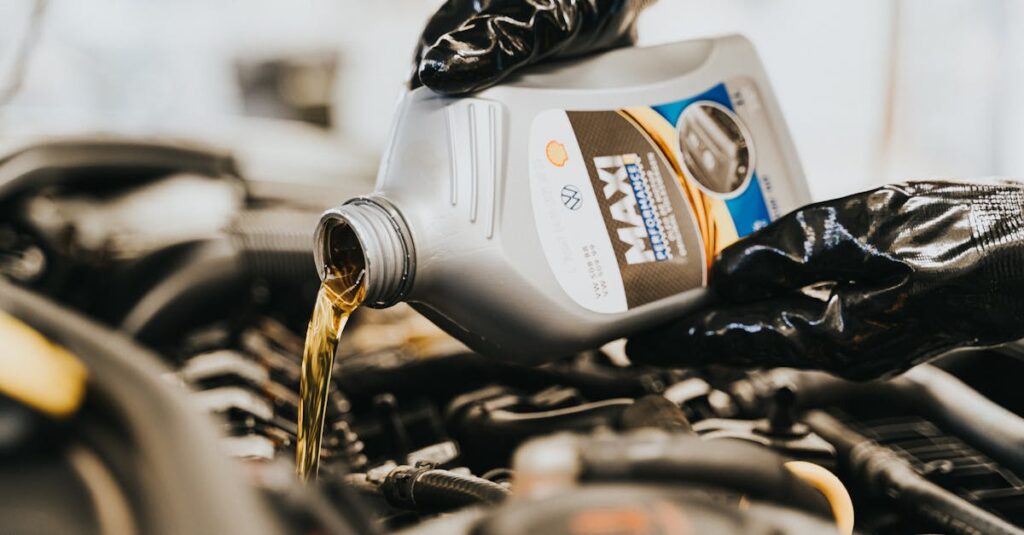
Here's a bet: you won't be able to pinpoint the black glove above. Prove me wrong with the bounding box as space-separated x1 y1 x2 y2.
628 181 1024 380
412 0 653 95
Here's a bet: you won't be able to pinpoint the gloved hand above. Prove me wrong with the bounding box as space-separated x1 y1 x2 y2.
628 181 1024 380
412 0 654 95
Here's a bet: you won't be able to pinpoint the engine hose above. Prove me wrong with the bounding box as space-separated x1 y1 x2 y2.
735 365 1024 477
119 238 246 344
121 209 321 345
451 398 634 441
805 411 1024 535
573 434 833 519
381 465 510 511
449 397 635 468
0 278 282 535
226 208 320 283
900 364 1024 477
338 353 658 405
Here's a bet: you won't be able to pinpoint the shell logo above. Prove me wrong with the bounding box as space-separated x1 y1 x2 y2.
546 140 569 167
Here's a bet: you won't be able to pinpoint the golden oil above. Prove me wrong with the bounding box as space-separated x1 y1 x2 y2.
296 226 366 481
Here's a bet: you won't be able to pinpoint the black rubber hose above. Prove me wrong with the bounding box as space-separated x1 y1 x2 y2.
119 238 247 344
806 411 1024 535
227 208 320 283
0 278 282 535
0 137 242 201
336 352 656 406
449 397 634 468
413 471 510 506
482 398 635 433
120 209 321 345
578 434 832 519
898 365 1024 477
381 465 510 511
737 365 1024 476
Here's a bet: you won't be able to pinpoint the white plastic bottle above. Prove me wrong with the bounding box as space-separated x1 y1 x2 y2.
315 35 810 364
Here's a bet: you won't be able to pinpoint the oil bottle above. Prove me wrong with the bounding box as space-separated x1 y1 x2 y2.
314 35 810 365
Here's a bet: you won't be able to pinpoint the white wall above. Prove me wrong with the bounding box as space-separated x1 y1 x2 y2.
1 0 1022 202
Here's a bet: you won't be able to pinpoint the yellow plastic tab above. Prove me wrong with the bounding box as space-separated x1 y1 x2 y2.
0 311 88 418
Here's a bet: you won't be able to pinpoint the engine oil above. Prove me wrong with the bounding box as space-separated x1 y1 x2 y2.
296 226 366 480
314 35 810 365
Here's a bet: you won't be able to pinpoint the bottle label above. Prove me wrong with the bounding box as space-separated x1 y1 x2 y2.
529 78 786 313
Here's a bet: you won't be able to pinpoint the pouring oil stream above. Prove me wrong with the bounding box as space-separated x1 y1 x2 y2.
296 227 366 481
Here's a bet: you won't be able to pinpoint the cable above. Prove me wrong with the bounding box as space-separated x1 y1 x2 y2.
784 461 854 535
381 465 511 511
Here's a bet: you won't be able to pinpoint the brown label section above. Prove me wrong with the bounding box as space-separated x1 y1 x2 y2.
566 111 704 308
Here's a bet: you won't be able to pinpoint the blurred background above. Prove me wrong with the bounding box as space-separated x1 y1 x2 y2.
0 0 1021 202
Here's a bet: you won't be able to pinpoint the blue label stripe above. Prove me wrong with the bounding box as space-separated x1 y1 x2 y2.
725 172 771 236
651 83 770 237
651 83 733 125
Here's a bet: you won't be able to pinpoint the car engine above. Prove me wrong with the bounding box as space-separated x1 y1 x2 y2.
2 138 1024 535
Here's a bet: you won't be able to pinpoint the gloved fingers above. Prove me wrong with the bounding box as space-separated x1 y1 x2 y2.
416 0 645 95
626 290 902 380
417 1 587 95
411 0 481 89
709 200 911 303
418 0 481 49
416 11 536 95
628 293 830 369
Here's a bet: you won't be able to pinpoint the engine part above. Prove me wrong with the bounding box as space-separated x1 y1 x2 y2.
446 386 634 468
380 464 510 511
176 328 368 470
336 351 668 406
694 385 836 464
807 410 1024 535
122 207 323 346
0 137 241 201
0 277 281 535
469 485 839 535
617 394 692 433
732 364 1024 477
512 432 833 520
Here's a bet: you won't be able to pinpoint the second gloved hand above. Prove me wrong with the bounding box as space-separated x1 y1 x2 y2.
413 0 654 95
628 181 1024 380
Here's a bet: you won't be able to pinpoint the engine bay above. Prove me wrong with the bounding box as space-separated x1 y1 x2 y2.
2 139 1024 535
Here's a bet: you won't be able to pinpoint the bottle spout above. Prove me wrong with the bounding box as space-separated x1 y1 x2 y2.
314 196 415 308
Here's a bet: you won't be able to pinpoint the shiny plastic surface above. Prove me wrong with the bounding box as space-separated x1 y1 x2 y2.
629 181 1024 379
413 0 650 95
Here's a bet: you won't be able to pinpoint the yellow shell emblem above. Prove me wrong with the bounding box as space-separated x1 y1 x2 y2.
546 140 568 167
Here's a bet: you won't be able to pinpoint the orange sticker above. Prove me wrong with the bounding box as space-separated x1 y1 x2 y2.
546 140 569 167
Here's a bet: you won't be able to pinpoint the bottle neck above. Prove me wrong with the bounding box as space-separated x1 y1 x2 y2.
314 196 415 308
